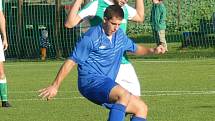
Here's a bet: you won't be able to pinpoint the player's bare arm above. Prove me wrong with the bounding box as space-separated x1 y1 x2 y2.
0 11 8 50
131 0 144 22
38 59 76 100
64 0 83 28
2 37 8 51
134 44 165 55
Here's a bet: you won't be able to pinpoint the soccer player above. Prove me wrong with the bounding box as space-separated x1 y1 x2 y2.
0 0 11 107
65 0 144 97
39 5 165 121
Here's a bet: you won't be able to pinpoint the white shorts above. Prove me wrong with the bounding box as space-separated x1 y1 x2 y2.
115 63 141 96
0 36 5 62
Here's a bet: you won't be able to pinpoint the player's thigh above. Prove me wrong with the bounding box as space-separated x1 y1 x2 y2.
109 85 130 105
79 76 117 105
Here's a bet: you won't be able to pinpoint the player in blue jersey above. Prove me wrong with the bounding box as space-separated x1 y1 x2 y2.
39 5 165 121
65 0 144 97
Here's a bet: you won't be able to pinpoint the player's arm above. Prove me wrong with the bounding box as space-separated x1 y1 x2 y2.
64 0 83 28
123 33 165 55
0 11 8 50
130 0 144 22
38 59 76 100
134 44 165 55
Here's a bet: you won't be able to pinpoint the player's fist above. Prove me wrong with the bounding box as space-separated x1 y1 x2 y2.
154 45 166 54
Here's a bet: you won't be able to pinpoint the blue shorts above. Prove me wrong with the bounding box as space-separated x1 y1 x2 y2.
78 76 117 105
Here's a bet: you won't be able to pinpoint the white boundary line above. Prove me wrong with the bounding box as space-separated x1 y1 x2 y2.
4 59 215 67
8 90 215 93
8 90 215 101
133 59 215 63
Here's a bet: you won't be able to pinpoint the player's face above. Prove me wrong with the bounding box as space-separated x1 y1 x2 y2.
103 17 122 36
113 0 128 6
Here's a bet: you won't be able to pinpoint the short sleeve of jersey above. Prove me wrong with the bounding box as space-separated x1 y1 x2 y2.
125 4 137 20
78 1 98 19
69 36 93 64
120 31 137 52
0 0 2 11
124 38 137 53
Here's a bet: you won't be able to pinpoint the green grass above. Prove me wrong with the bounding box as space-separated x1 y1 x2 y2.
1 59 215 121
128 42 215 59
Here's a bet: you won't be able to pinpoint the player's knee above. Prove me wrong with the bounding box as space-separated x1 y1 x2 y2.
136 100 148 116
117 90 131 106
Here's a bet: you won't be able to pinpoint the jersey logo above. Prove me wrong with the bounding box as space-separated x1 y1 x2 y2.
99 45 106 49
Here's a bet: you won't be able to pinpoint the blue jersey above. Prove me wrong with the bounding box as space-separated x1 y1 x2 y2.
69 24 137 85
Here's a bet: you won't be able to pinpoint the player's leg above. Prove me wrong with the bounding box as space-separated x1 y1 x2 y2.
0 39 11 108
109 85 148 121
0 63 11 107
116 64 147 121
115 63 141 97
108 84 132 121
79 76 129 121
80 75 146 121
126 95 148 121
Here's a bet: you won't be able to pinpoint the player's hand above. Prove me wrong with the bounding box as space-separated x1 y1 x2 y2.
2 38 8 51
38 85 58 101
154 45 166 54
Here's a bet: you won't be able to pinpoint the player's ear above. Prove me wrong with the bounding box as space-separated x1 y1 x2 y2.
103 17 108 24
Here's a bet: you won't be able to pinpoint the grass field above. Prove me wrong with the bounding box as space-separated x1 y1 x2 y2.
0 59 215 121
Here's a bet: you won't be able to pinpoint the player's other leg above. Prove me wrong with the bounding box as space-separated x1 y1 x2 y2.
115 63 141 97
109 85 147 121
108 84 132 121
0 62 11 108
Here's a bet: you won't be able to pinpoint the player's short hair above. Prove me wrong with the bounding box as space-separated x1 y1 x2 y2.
104 5 124 20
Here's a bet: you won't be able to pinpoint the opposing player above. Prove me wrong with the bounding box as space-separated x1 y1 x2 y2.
0 0 11 107
39 5 165 121
65 0 144 97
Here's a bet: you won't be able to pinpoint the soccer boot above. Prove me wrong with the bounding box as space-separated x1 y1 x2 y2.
2 101 12 107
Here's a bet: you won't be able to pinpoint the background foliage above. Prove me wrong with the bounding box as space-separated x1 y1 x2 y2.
127 0 215 35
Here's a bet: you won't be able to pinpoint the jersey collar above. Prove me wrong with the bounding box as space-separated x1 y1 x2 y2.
104 0 114 5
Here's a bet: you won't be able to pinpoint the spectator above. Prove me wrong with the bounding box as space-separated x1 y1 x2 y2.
40 30 50 61
150 0 168 51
